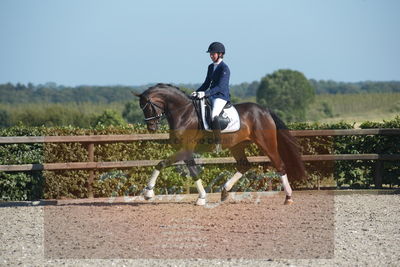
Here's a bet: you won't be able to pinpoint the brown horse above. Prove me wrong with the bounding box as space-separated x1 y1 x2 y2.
135 83 306 205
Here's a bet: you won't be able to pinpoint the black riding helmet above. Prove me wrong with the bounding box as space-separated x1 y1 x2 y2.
207 42 225 54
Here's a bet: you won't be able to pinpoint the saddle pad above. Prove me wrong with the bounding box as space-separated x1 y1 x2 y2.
200 99 240 133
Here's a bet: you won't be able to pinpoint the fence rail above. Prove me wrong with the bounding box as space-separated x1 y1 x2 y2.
1 129 399 196
1 154 399 172
0 128 399 144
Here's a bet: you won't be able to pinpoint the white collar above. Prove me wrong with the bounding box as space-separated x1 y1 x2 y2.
213 58 223 66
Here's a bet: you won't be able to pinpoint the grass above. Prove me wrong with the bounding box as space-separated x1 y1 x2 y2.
2 93 399 127
0 102 125 114
0 102 127 127
239 93 400 125
307 93 400 125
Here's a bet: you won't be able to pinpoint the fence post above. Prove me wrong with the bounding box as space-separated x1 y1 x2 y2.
374 160 383 189
87 143 95 198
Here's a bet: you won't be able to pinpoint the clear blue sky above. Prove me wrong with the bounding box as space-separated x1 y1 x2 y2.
0 0 399 86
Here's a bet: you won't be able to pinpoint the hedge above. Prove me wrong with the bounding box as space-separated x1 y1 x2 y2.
1 116 399 201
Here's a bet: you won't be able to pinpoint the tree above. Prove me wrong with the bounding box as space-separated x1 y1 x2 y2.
0 109 10 127
93 109 127 127
122 101 143 124
256 69 315 122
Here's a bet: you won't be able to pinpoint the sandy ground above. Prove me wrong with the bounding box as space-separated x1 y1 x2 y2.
0 191 399 266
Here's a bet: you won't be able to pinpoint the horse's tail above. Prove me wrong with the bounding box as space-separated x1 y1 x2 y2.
270 111 306 182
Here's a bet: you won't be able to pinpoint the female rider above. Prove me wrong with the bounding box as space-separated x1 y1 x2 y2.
192 42 231 151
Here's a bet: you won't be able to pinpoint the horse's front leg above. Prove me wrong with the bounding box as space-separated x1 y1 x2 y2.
183 156 207 206
143 149 194 200
194 179 206 206
143 156 176 200
143 167 161 200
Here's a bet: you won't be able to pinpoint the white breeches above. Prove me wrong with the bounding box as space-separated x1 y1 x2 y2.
212 98 228 118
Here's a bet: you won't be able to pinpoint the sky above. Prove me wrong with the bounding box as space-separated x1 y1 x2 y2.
0 0 399 86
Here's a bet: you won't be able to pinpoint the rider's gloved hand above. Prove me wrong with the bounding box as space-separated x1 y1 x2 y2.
190 92 198 98
196 91 205 99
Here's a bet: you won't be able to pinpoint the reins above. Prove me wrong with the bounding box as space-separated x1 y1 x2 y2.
140 96 194 124
192 98 205 130
140 99 166 122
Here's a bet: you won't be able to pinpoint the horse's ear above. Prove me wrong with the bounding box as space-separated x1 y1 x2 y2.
131 91 141 98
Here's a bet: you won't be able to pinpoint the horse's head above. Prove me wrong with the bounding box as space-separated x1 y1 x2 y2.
133 91 166 132
133 84 192 131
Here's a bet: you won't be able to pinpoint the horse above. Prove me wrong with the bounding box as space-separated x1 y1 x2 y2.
134 83 306 205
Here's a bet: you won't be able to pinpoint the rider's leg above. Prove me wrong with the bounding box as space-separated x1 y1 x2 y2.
211 98 227 152
211 98 227 118
211 116 222 150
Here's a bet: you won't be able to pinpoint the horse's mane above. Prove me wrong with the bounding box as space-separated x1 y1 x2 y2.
145 83 190 99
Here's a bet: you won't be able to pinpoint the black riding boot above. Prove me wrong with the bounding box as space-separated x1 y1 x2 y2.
212 116 222 153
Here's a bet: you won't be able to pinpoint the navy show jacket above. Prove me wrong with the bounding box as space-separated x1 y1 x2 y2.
196 61 231 102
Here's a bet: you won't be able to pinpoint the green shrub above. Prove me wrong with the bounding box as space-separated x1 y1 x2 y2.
0 172 43 201
359 116 400 187
0 117 399 200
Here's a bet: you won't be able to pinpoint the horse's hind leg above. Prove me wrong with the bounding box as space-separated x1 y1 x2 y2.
254 130 293 205
221 143 251 201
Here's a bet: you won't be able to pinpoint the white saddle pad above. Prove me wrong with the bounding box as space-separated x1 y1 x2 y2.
200 98 241 133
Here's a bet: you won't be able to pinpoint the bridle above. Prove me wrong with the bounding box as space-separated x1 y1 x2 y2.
140 94 195 126
140 97 165 124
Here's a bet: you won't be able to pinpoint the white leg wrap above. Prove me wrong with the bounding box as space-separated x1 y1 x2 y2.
280 174 292 196
144 188 155 199
224 172 243 191
196 198 206 206
148 169 160 189
195 179 206 199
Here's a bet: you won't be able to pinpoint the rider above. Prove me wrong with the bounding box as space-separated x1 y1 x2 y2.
192 42 231 152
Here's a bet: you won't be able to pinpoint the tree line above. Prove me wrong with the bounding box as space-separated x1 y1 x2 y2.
1 72 399 127
1 79 400 104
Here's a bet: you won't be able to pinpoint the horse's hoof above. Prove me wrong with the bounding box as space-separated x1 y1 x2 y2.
144 189 155 200
284 198 294 205
221 188 229 202
196 198 206 206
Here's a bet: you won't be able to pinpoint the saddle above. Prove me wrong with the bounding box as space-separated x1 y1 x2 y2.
194 98 240 133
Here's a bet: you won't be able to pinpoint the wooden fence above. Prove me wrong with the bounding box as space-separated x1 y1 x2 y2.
1 129 399 196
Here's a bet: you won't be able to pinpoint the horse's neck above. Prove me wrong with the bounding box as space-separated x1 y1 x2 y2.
165 94 190 108
164 94 196 130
